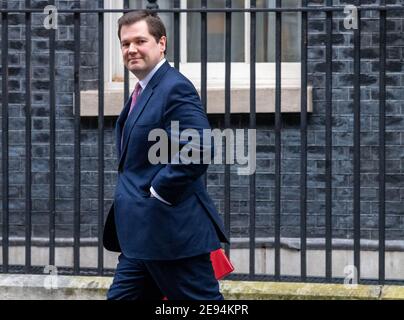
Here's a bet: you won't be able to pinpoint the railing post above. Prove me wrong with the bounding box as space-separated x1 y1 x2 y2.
146 0 158 10
1 0 10 275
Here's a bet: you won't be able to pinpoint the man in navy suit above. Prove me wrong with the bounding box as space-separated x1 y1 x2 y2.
103 10 229 300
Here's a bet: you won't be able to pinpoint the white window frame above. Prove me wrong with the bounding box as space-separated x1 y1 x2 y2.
103 0 301 91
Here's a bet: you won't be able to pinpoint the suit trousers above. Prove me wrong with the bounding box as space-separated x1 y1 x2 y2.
107 252 224 300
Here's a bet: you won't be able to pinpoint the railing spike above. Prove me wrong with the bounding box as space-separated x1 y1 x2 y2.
146 0 159 10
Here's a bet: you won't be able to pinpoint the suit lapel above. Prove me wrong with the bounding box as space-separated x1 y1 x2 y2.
118 88 153 166
118 60 172 170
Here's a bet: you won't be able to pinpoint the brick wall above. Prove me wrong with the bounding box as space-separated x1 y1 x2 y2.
0 0 403 241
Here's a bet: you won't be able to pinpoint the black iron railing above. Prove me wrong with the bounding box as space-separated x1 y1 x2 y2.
1 0 404 285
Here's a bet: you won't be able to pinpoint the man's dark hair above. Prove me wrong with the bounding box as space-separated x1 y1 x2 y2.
117 10 167 51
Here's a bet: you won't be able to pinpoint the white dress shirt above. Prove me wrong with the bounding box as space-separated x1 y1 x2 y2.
135 58 171 206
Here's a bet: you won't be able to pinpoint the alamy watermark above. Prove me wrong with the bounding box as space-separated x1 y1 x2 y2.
43 5 58 30
41 4 359 31
343 5 359 30
344 265 358 288
43 265 58 290
148 121 256 175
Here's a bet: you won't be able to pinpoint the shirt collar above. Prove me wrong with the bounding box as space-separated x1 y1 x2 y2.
138 58 166 91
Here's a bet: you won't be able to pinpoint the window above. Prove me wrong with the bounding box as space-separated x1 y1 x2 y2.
105 0 301 87
83 0 310 116
187 0 245 63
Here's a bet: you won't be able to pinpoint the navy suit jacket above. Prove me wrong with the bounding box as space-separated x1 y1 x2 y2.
103 61 229 260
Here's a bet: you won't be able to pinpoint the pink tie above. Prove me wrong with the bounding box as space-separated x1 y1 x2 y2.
129 82 142 115
121 83 142 150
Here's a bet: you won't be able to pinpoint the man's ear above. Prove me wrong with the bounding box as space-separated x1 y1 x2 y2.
160 36 167 53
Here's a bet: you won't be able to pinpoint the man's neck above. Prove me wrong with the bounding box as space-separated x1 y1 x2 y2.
135 57 165 81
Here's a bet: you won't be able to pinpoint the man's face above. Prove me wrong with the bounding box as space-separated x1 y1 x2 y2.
120 20 166 80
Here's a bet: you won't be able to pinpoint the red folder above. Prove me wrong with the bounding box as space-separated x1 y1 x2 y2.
162 249 234 299
210 248 234 280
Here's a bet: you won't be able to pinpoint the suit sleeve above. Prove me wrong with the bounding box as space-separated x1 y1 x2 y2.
150 79 213 205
